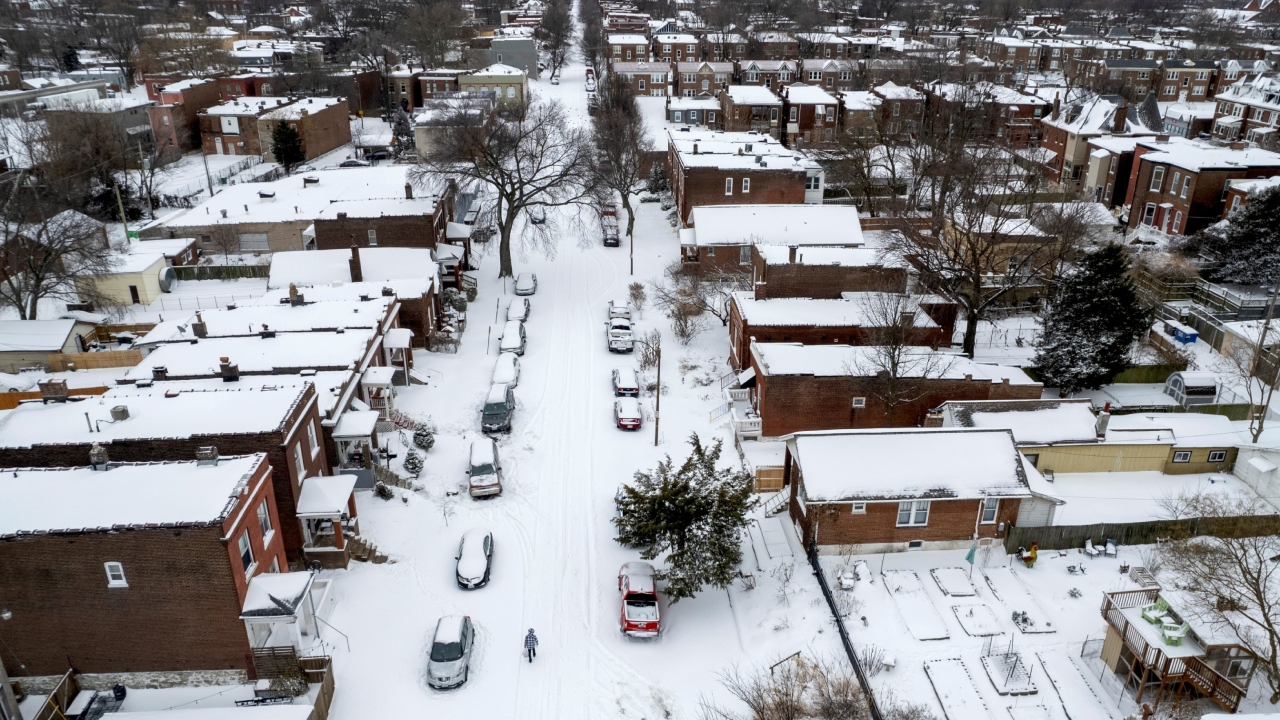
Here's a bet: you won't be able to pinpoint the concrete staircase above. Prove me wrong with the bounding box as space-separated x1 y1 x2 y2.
346 535 389 564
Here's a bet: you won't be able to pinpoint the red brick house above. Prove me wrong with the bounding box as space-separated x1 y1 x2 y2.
313 183 457 251
419 68 467 99
1223 175 1280 217
679 203 848 272
800 59 855 92
610 61 669 97
925 81 1049 148
1126 137 1280 235
667 129 824 227
0 384 332 563
785 428 1039 552
218 73 293 100
869 82 925 138
1156 59 1217 103
0 454 288 675
796 33 854 60
256 96 352 163
705 32 748 62
719 85 782 136
743 341 1041 437
753 32 799 60
653 32 698 63
199 96 295 156
749 243 909 299
1212 73 1280 146
737 60 798 90
779 82 841 148
673 61 733 97
607 34 650 62
147 77 223 152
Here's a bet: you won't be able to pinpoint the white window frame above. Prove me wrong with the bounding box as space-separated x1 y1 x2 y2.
1208 450 1228 463
294 442 306 482
673 110 682 122
897 500 930 527
1181 177 1191 199
739 245 751 264
851 502 866 514
308 421 320 457
1149 166 1164 192
725 178 733 195
238 530 256 577
1173 451 1192 463
105 561 128 588
741 177 750 194
257 499 274 543
980 498 999 524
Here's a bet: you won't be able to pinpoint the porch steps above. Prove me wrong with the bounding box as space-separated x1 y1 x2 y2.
409 367 432 385
347 535 389 564
761 490 789 517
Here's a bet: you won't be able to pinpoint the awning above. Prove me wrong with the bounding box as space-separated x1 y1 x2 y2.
241 571 315 618
446 222 472 240
1216 116 1242 128
332 409 380 439
384 327 413 349
296 474 358 518
362 365 396 385
737 366 757 387
1249 456 1277 474
679 228 697 247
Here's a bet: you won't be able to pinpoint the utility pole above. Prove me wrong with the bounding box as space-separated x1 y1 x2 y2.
113 182 131 242
201 150 215 197
653 342 661 447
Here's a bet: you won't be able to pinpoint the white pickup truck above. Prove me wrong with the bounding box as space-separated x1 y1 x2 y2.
607 317 634 353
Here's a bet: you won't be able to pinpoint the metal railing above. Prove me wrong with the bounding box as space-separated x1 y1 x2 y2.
807 545 883 720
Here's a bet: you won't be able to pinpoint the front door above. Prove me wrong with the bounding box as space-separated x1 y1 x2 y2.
214 136 223 155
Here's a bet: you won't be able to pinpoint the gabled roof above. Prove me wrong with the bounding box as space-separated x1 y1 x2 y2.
0 319 83 352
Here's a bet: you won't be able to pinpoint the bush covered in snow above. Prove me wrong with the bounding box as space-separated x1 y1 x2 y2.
442 288 468 312
413 422 436 451
403 448 424 476
373 482 395 501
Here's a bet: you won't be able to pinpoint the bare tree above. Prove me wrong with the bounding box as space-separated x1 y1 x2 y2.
650 261 752 327
699 655 871 720
590 73 651 274
1157 492 1280 704
399 1 466 68
91 1 146 90
1217 321 1280 444
540 0 574 79
847 293 956 426
411 97 595 277
206 225 241 263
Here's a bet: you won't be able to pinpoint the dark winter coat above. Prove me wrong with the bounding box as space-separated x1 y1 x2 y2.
524 632 539 649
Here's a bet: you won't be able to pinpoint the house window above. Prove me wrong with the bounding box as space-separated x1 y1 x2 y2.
1208 450 1228 463
809 71 821 81
741 178 750 194
705 246 715 256
238 530 256 575
805 175 821 190
739 245 751 264
638 78 646 91
367 229 378 246
689 111 698 121
1173 451 1192 463
981 499 999 524
1171 171 1180 190
258 499 274 542
1181 177 1191 198
725 178 733 195
308 422 320 457
1143 203 1157 225
1231 195 1242 212
294 442 306 481
1023 453 1039 467
1149 167 1164 192
269 558 280 573
897 500 930 526
1163 85 1175 95
673 111 682 122
826 108 835 123
851 502 866 514
789 107 797 121
104 562 128 588
708 112 716 123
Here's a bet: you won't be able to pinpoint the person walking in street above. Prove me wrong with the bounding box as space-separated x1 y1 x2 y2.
524 628 538 663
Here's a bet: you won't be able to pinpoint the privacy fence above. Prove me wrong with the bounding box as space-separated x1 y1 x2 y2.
1003 514 1280 553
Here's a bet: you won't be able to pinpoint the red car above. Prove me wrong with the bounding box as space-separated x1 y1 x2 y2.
618 562 660 637
614 397 642 430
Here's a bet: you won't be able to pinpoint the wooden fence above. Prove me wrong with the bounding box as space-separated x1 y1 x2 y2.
172 264 271 281
31 670 78 720
0 386 108 410
47 350 142 372
302 656 335 720
1004 514 1280 553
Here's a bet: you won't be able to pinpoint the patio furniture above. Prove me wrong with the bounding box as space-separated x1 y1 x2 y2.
1084 539 1101 557
1141 598 1170 624
1162 621 1190 646
1105 538 1118 557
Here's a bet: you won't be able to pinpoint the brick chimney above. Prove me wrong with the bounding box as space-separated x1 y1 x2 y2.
191 311 207 338
152 365 168 380
1052 91 1060 120
1113 100 1128 133
788 245 798 263
219 356 240 382
405 182 414 200
349 242 363 282
37 378 68 403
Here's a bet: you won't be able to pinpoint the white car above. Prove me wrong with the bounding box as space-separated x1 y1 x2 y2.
499 320 526 355
514 272 538 296
607 318 634 352
612 367 639 397
492 352 521 387
607 298 631 321
455 529 494 589
467 438 503 497
507 297 530 322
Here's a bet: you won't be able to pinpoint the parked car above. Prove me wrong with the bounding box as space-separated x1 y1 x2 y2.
480 383 515 434
499 320 526 355
607 318 634 352
601 207 619 246
507 297 530 322
455 529 494 588
530 208 547 225
467 437 503 496
492 352 521 387
585 77 597 92
612 367 639 397
551 75 561 85
514 272 538 296
607 298 631 321
426 615 475 688
339 159 370 167
614 397 643 430
618 562 660 637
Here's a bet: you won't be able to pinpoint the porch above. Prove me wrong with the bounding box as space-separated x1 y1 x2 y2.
724 386 761 440
241 572 336 656
297 474 360 569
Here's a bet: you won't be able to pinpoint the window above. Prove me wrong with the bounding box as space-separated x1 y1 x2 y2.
673 111 682 122
739 245 751 264
851 397 866 408
689 111 698 122
746 70 758 82
625 50 632 59
809 71 821 81
893 102 901 117
851 502 866 514
805 174 821 190
789 106 797 121
663 44 671 53
840 70 852 81
367 228 377 246
506 86 515 99
1173 451 1192 463
294 442 306 481
238 530 255 575
826 108 835 123
1023 453 1039 468
1138 71 1149 80
1208 450 1228 463
638 78 646 91
683 73 695 83
1172 211 1182 234
1008 47 1016 56
687 44 695 53
307 422 319 457
980 498 999 524
1167 71 1177 80
269 558 280 573
1163 85 1176 95
741 177 750 194
1231 195 1242 212
1181 177 1191 199
1149 166 1164 192
1171 171 1180 190
725 178 733 195
257 499 273 541
1228 659 1251 679
1109 157 1117 173
105 562 128 588
897 501 929 526
1142 203 1157 225
708 112 716 123
702 79 709 91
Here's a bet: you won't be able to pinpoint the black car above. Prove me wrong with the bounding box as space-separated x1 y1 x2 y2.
339 159 370 168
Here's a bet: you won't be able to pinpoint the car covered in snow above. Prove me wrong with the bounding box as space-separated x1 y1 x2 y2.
507 296 530 322
606 318 634 353
492 352 520 387
618 562 660 637
455 528 494 589
480 383 515 435
514 272 538 296
467 437 503 497
499 320 526 356
614 397 643 430
612 367 639 397
607 298 631 321
426 615 475 688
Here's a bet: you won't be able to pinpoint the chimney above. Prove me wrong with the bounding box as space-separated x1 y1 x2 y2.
152 365 169 380
1230 141 1248 150
692 143 699 154
923 410 944 427
349 243 364 282
219 356 240 382
1052 92 1060 120
196 446 220 466
788 245 798 263
288 283 300 305
191 311 207 338
37 378 69 404
1113 99 1128 133
1095 410 1111 438
405 182 414 200
381 286 395 297
1156 134 1170 143
754 280 767 300
89 443 109 470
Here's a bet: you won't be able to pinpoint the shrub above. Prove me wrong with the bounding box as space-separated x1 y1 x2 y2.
413 422 435 451
403 448 424 475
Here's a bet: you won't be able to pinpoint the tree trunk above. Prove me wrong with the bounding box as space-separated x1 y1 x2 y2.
962 304 980 358
498 216 516 278
622 194 636 275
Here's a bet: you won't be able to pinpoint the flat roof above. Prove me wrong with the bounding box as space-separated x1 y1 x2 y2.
753 343 1037 384
755 244 898 267
0 455 264 536
791 428 1030 502
253 279 433 302
723 85 782 105
668 129 820 171
203 96 293 116
781 83 839 104
137 297 395 345
732 292 937 328
267 247 437 288
686 205 860 247
943 399 1099 444
260 96 344 120
1105 413 1243 448
137 372 351 420
125 329 375 380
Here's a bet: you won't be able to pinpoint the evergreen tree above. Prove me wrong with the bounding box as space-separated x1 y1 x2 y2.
413 422 435 451
614 434 755 602
392 108 414 157
1177 186 1280 284
1034 244 1150 395
271 121 305 175
403 448 423 476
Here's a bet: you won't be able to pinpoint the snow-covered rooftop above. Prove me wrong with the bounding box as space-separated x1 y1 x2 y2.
667 129 820 171
941 399 1099 444
668 96 720 111
0 455 264 536
607 34 648 44
685 205 862 247
732 292 937 328
138 372 352 421
468 63 526 77
125 329 375 380
752 343 1037 385
296 474 358 517
101 708 312 720
0 319 82 352
260 96 344 120
242 571 314 617
1227 175 1280 198
790 428 1031 502
137 297 395 345
1138 138 1280 172
781 83 838 104
873 81 923 100
267 247 436 289
202 96 293 116
840 90 882 111
722 85 781 105
1105 413 1243 448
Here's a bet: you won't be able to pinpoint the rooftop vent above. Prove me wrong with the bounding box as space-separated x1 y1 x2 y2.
110 405 130 422
152 366 169 380
258 190 276 199
89 443 109 470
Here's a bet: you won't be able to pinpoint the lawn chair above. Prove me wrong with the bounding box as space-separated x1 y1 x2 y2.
1141 598 1170 624
1105 538 1118 557
1084 539 1101 557
1162 621 1190 646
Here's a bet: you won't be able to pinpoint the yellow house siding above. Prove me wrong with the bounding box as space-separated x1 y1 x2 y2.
1163 446 1237 474
1022 443 1170 474
78 259 165 306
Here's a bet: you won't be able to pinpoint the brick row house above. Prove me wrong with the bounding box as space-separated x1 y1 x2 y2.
719 85 783 137
680 204 859 273
1212 73 1280 147
256 97 352 163
1039 94 1161 191
199 96 295 156
778 83 841 147
672 61 733 97
925 81 1050 148
610 61 669 96
653 32 699 63
607 33 650 62
1126 137 1280 235
146 77 222 153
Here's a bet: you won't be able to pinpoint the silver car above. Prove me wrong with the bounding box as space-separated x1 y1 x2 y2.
456 529 494 589
427 615 475 689
514 272 538 296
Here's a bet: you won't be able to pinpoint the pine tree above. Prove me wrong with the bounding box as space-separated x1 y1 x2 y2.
1178 185 1280 284
271 121 305 175
614 434 756 601
392 108 414 157
1034 244 1150 395
413 422 435 451
403 448 423 476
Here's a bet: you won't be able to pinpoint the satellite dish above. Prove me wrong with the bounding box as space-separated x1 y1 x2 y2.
158 266 177 293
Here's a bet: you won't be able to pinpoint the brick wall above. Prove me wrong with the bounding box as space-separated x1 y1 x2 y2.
793 492 1020 547
200 114 265 156
673 166 807 225
297 101 353 160
728 308 949 370
751 249 907 298
314 214 444 251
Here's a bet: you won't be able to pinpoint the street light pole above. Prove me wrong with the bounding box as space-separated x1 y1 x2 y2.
653 343 661 447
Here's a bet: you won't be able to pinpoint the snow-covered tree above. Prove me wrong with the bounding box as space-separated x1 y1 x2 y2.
1033 244 1149 395
413 422 435 451
614 434 755 602
403 448 423 476
271 121 305 175
1178 185 1280 284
